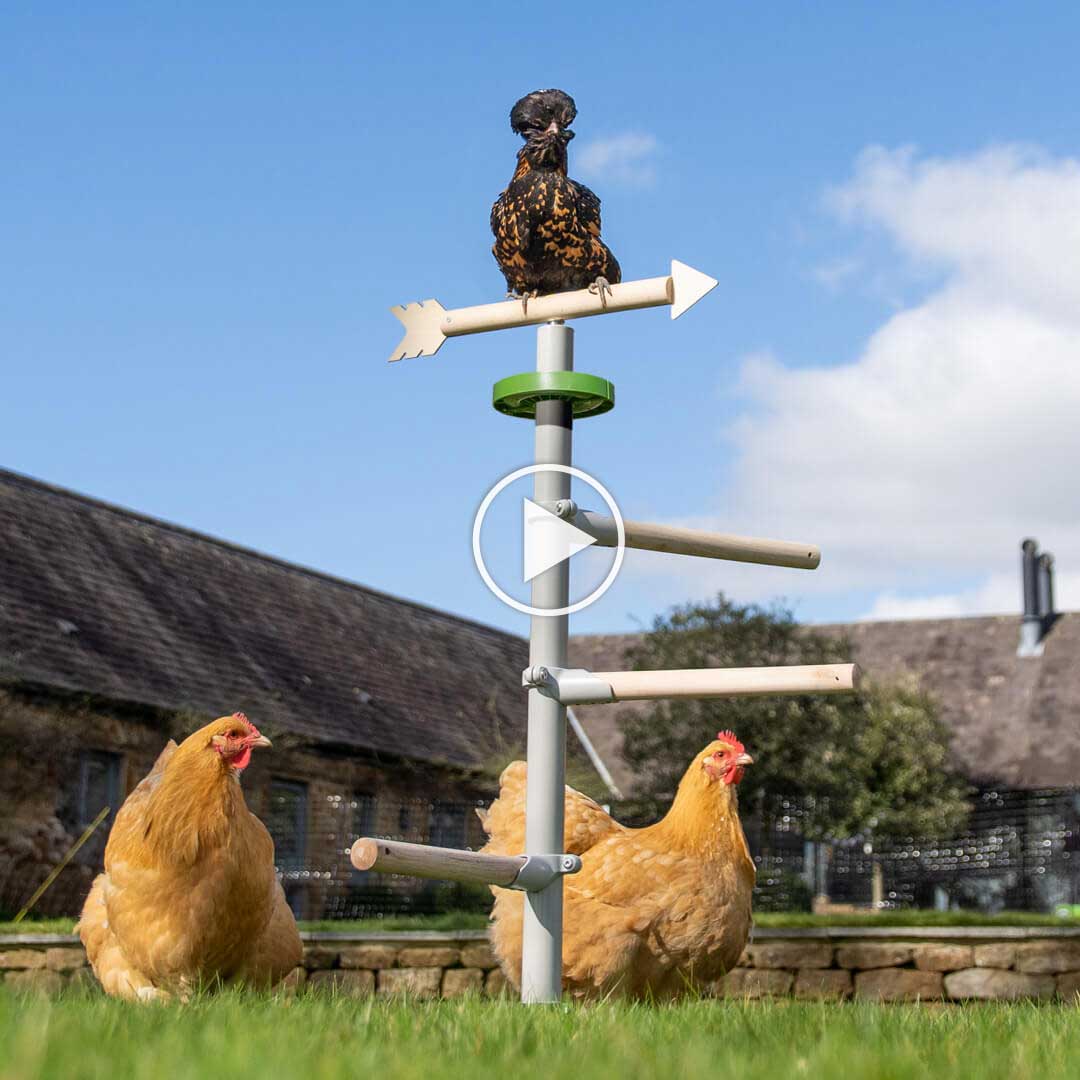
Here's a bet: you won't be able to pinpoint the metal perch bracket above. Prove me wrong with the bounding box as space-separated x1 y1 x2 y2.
524 665 615 705
512 854 583 892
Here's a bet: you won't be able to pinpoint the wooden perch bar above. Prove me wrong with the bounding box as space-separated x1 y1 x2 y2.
595 663 860 702
351 837 527 888
442 275 673 336
571 510 821 570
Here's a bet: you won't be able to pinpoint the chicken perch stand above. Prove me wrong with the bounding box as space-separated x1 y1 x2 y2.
354 262 859 1004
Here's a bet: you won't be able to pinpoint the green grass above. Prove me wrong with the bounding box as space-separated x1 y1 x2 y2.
8 910 1080 938
754 910 1080 928
0 918 77 936
0 912 492 937
4 990 1080 1080
298 911 491 933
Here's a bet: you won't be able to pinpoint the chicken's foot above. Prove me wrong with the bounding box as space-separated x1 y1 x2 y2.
588 277 614 309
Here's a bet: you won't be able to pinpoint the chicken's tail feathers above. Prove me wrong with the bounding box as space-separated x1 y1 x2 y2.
498 760 528 789
477 762 529 854
140 740 178 792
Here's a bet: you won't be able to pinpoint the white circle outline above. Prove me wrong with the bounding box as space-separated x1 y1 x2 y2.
471 464 625 618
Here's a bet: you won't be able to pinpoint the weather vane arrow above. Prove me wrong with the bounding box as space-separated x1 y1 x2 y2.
387 260 718 363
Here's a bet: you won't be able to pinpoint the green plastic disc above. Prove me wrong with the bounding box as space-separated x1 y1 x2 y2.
492 371 615 419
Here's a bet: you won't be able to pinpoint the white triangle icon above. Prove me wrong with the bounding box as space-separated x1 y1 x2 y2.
522 498 599 583
670 259 719 319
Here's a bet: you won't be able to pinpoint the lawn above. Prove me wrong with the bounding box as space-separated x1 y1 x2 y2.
3 990 1080 1080
0 912 493 937
6 910 1080 937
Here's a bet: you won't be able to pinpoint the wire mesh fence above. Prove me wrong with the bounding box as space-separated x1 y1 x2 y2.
748 787 1080 913
270 790 494 921
8 787 1080 923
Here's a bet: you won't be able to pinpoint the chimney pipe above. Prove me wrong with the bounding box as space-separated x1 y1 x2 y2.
1038 552 1055 628
1019 538 1042 657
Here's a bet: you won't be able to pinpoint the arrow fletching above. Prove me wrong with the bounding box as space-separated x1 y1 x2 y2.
388 299 449 363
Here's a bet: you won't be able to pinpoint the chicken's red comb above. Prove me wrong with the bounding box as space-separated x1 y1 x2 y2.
716 730 745 753
232 712 261 736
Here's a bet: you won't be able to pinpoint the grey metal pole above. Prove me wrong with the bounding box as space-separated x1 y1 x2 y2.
521 320 573 1003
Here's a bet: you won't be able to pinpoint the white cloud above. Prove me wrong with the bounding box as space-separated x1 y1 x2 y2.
860 571 1080 622
811 256 862 292
576 133 659 187
631 143 1080 621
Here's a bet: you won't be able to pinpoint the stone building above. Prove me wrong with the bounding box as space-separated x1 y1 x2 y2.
0 468 608 919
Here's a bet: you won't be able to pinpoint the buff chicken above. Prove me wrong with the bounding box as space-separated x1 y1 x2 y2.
479 731 755 999
78 713 302 1000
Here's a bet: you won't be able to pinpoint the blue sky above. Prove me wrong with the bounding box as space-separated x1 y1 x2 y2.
5 3 1080 637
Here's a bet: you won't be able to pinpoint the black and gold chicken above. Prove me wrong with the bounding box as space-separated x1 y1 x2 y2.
491 89 621 312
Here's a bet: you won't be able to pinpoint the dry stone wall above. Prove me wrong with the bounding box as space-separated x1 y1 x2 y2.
719 930 1080 1002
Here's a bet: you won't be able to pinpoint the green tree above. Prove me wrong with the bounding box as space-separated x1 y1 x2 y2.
619 595 970 842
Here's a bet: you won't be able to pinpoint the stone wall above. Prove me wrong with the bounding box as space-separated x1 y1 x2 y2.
722 928 1080 1001
6 927 1080 1001
0 930 506 998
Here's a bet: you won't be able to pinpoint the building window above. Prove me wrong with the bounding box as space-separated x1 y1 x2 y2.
266 779 308 874
77 751 121 828
350 792 378 883
352 792 377 839
430 800 467 850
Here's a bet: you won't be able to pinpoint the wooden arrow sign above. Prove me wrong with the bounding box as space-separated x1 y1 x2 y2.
388 260 718 363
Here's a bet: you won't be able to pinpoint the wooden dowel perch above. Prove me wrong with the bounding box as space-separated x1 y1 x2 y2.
572 510 821 570
443 275 672 336
595 663 860 701
351 837 527 888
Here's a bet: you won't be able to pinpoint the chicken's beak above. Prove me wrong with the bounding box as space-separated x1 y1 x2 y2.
252 734 272 749
544 120 560 136
735 752 754 767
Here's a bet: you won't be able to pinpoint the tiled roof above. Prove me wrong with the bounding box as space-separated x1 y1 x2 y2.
0 468 532 772
570 613 1080 792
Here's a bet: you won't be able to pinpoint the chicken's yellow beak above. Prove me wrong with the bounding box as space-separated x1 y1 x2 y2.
252 734 272 749
735 752 754 767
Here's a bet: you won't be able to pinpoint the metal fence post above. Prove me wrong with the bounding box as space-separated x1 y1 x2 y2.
520 320 573 1003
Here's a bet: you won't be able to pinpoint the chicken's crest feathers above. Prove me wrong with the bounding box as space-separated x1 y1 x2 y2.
510 89 577 137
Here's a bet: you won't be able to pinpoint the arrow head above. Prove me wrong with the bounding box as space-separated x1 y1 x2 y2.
387 298 449 362
670 260 719 319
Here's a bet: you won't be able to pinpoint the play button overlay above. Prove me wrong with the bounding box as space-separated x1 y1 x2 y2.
522 497 598 582
473 464 625 618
